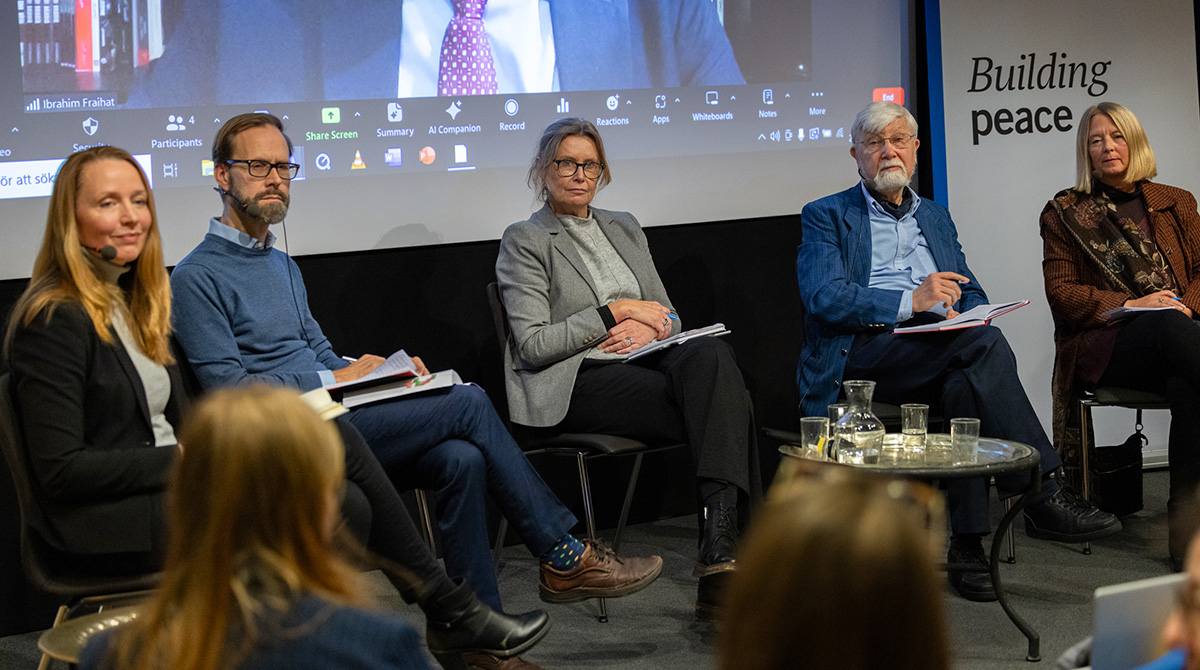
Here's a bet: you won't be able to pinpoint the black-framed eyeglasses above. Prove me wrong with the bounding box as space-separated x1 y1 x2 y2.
858 133 914 154
226 159 300 180
553 158 605 179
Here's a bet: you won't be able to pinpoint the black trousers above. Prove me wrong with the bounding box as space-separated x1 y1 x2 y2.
554 337 761 508
845 323 1060 536
336 418 455 605
1097 309 1200 547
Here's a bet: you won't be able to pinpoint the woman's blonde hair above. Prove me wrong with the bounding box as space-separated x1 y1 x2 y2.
3 146 172 364
1075 102 1158 192
717 470 950 670
106 386 365 670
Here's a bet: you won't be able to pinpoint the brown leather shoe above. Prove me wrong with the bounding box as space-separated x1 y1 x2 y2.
538 539 662 603
463 653 547 670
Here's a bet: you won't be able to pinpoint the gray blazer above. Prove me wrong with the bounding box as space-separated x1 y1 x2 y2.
496 204 680 427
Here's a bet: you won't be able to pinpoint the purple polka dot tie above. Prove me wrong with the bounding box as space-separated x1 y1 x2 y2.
438 0 498 97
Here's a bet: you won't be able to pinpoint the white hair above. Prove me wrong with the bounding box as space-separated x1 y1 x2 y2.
851 101 918 144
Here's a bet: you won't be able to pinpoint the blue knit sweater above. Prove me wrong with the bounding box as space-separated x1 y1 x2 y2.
171 228 348 392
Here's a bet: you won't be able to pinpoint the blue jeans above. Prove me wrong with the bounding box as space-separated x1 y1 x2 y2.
347 384 576 611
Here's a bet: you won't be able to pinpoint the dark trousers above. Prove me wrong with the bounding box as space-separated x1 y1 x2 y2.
347 384 576 612
1097 309 1200 544
554 337 761 510
845 323 1060 536
336 417 455 605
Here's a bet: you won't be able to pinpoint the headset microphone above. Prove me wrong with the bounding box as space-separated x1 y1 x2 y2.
84 245 118 261
213 186 250 211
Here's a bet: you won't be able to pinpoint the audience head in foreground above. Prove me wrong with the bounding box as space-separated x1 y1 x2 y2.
85 385 430 670
717 471 950 670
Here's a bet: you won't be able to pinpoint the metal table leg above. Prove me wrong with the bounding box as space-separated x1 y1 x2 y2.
989 468 1042 662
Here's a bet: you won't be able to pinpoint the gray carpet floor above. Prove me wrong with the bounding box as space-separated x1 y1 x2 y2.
0 469 1176 670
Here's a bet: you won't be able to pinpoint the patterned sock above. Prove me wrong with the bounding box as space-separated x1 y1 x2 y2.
540 534 586 571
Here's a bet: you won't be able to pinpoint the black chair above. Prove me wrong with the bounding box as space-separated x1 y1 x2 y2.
485 282 686 623
1075 386 1169 553
0 374 157 670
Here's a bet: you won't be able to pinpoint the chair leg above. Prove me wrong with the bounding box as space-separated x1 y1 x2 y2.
612 454 645 555
1079 401 1094 556
575 452 607 623
414 490 437 549
37 605 68 670
1001 497 1016 563
493 518 509 570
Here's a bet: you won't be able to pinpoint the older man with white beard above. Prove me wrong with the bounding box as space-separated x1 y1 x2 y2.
795 101 1120 603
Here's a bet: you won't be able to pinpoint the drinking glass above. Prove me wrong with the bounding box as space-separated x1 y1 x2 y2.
799 416 830 460
901 403 929 453
951 417 981 466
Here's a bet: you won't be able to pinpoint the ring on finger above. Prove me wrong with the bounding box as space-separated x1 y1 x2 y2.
626 336 633 346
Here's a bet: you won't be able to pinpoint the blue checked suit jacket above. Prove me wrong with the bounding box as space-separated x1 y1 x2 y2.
795 184 989 418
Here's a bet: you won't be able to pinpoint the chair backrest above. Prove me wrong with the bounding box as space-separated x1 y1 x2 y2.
485 281 511 355
0 373 158 597
0 373 60 593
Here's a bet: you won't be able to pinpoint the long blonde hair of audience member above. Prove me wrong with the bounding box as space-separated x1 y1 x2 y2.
104 386 367 670
717 474 950 670
3 146 172 363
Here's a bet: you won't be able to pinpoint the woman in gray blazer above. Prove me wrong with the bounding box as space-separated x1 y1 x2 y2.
495 118 760 619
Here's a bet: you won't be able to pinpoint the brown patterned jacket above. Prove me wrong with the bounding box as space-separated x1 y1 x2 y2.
1040 181 1200 466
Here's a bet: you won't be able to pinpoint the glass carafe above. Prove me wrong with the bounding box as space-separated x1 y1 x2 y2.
832 380 885 464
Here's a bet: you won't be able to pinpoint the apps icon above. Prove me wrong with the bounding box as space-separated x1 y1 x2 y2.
387 102 403 122
419 146 436 165
385 148 402 167
655 95 666 109
321 107 340 124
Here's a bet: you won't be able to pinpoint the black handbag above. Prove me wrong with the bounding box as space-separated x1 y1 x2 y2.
1090 429 1146 517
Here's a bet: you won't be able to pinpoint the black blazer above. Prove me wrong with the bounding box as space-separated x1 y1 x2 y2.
8 302 190 555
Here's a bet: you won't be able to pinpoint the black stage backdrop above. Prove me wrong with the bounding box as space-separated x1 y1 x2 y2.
0 213 804 634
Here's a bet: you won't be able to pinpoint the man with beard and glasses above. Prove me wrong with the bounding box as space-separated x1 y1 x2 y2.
170 113 663 670
795 101 1120 603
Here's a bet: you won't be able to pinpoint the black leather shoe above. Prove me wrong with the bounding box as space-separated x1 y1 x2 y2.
695 571 732 620
946 537 996 602
1024 485 1122 543
694 501 738 578
425 582 551 670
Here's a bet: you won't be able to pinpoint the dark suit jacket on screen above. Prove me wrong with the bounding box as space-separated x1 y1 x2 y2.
127 0 744 106
8 302 189 555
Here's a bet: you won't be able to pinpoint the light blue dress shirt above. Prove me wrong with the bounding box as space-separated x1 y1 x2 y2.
861 183 945 322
